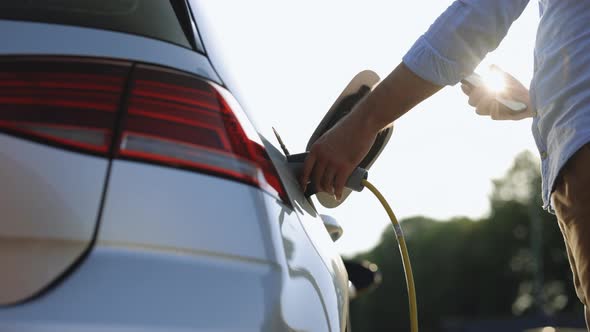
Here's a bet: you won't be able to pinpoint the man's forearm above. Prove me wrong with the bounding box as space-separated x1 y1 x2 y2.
363 63 443 132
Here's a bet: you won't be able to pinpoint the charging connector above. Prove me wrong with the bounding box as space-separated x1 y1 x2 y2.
286 152 368 196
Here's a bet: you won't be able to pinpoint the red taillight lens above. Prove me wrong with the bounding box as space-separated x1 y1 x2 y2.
0 58 130 154
117 64 288 202
0 58 288 202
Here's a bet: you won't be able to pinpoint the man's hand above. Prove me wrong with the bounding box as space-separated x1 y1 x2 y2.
300 63 442 199
461 65 534 120
300 102 377 200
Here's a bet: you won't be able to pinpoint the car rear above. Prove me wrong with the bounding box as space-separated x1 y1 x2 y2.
0 1 348 331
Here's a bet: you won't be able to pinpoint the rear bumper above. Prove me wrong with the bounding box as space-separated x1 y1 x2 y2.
0 245 285 331
0 157 342 331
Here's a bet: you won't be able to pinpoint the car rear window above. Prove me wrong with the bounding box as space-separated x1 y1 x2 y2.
0 0 195 49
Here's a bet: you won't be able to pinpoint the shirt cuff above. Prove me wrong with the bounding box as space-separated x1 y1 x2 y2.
402 35 466 86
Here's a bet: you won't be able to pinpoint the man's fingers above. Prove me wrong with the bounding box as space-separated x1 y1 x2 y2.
494 104 523 120
300 151 316 190
334 170 349 201
476 94 498 115
468 87 485 107
489 105 500 120
475 99 493 115
312 159 328 193
490 103 518 120
461 83 472 95
321 166 336 194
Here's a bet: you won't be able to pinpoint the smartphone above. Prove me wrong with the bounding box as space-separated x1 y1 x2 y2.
461 73 527 112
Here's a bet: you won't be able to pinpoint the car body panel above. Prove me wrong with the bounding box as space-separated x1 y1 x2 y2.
98 160 275 263
0 245 285 331
259 190 341 332
262 139 350 331
100 156 344 331
0 134 107 304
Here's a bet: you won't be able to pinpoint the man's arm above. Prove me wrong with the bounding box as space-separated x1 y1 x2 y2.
404 0 531 86
364 63 442 131
300 63 440 198
301 0 531 198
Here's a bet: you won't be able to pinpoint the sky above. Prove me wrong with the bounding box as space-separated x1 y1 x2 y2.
196 1 541 256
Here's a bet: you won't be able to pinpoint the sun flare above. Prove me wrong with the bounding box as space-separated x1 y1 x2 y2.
482 68 507 93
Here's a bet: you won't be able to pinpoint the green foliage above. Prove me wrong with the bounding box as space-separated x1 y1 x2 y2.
350 152 579 331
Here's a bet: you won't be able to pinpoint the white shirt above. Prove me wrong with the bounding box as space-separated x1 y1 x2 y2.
403 0 590 210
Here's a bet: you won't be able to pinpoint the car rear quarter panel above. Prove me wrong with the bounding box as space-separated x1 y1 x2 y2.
98 159 341 331
0 17 349 332
0 133 107 304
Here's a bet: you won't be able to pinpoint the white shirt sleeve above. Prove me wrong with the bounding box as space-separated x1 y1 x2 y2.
402 0 530 86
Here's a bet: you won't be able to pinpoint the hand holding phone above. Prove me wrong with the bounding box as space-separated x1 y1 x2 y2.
461 72 527 112
460 66 534 121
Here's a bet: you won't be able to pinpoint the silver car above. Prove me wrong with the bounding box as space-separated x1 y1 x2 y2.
0 1 351 331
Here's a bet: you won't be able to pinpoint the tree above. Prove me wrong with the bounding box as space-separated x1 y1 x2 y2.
350 152 579 331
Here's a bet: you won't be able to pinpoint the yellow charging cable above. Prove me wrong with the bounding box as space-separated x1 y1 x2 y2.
362 179 418 332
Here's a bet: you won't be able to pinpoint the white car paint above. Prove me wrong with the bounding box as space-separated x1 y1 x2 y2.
0 4 349 331
0 134 106 304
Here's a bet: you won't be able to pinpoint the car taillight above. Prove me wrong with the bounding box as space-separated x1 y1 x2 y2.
0 58 288 203
117 64 288 202
0 57 130 154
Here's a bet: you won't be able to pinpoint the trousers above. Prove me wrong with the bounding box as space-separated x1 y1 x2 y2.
552 143 590 329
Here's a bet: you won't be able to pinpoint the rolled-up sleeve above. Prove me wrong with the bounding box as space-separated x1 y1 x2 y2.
403 0 530 86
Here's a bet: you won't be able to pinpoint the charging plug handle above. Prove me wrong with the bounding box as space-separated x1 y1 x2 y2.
346 167 369 192
287 152 368 196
